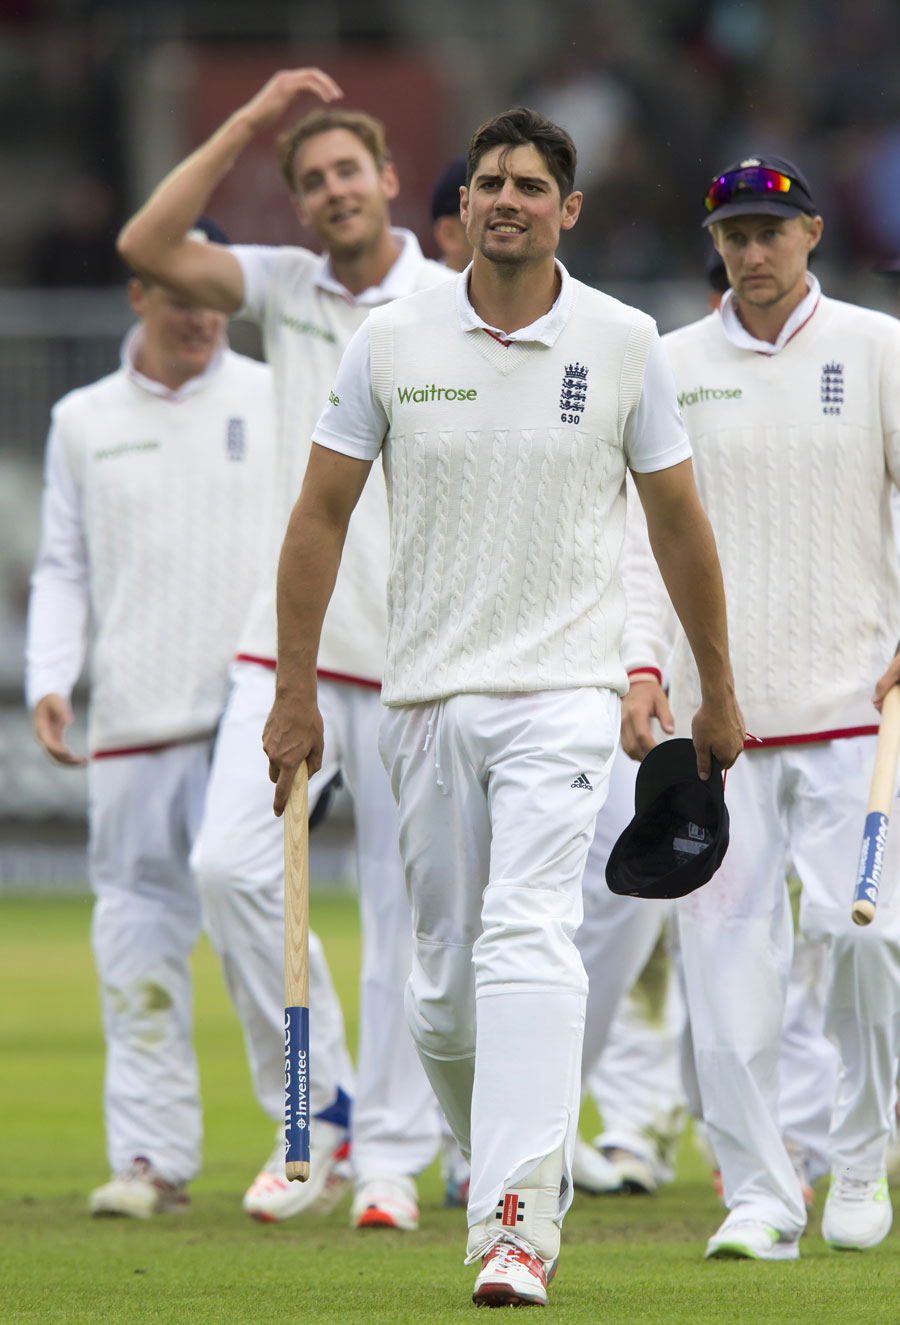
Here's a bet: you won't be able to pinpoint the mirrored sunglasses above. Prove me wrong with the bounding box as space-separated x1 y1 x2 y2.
705 167 794 213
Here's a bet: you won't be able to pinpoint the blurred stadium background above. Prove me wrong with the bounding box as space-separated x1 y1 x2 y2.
3 0 900 892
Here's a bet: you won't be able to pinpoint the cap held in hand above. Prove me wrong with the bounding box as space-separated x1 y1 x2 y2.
606 739 729 900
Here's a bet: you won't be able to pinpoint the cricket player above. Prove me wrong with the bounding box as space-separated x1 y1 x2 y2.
117 68 451 1229
623 154 900 1258
25 228 275 1216
264 106 743 1306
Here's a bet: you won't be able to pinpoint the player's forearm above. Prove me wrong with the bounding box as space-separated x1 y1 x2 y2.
273 504 346 704
117 111 256 299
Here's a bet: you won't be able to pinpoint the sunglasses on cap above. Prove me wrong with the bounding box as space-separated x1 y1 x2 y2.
704 166 794 213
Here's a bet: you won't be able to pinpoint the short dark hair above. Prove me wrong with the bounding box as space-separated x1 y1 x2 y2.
277 108 389 194
466 107 577 202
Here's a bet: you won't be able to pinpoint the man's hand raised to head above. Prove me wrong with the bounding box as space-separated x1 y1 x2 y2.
262 691 324 817
241 68 344 135
116 67 344 312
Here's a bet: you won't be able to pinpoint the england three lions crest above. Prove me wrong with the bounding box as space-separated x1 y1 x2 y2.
560 362 588 424
820 362 843 417
226 417 246 461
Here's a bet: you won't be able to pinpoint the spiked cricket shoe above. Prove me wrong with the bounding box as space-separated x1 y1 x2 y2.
598 1144 658 1194
572 1135 623 1194
469 1231 557 1307
823 1174 892 1250
351 1174 419 1230
705 1218 799 1260
89 1157 189 1218
243 1119 351 1221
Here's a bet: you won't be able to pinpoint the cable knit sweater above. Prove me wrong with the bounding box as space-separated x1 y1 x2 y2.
622 290 900 743
26 341 275 754
316 274 692 706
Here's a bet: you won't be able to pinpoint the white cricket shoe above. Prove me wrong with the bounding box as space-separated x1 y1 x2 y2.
572 1135 623 1194
351 1174 419 1230
705 1218 799 1261
243 1120 351 1222
467 1231 557 1308
822 1174 892 1250
89 1157 189 1218
597 1144 658 1195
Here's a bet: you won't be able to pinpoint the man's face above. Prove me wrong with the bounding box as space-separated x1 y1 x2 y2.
460 143 581 267
711 213 822 313
290 128 398 259
129 281 226 381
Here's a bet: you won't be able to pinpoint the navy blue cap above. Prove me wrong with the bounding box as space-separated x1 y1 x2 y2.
606 739 730 900
189 215 229 245
702 155 818 229
430 157 467 221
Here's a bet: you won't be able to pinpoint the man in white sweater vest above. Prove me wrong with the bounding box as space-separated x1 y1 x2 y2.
26 227 276 1216
623 154 900 1260
117 69 450 1230
264 106 743 1307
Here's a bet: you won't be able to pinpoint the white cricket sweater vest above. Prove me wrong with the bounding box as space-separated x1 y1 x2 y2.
652 296 900 741
368 279 655 706
234 245 450 680
54 351 275 753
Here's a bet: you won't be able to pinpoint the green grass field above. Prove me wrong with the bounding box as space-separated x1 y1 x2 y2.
1 893 898 1323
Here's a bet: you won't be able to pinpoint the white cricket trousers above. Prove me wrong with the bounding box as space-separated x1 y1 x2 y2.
191 661 441 1180
679 738 900 1238
88 741 212 1184
378 687 619 1228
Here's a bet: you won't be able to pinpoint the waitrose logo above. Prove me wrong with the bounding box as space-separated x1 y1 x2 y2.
678 385 743 406
397 384 478 403
94 440 161 460
279 313 336 344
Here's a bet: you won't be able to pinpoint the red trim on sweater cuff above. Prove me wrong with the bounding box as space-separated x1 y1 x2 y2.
627 667 663 686
745 724 878 750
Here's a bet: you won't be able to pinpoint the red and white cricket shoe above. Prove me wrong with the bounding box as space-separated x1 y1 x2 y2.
243 1120 351 1221
469 1231 557 1308
351 1174 419 1231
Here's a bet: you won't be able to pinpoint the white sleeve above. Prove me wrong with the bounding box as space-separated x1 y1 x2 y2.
230 245 279 325
311 322 389 461
624 331 693 473
25 420 90 709
619 474 676 678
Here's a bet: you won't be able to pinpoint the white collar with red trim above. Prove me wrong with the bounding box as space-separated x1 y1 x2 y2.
456 259 573 347
719 272 821 356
